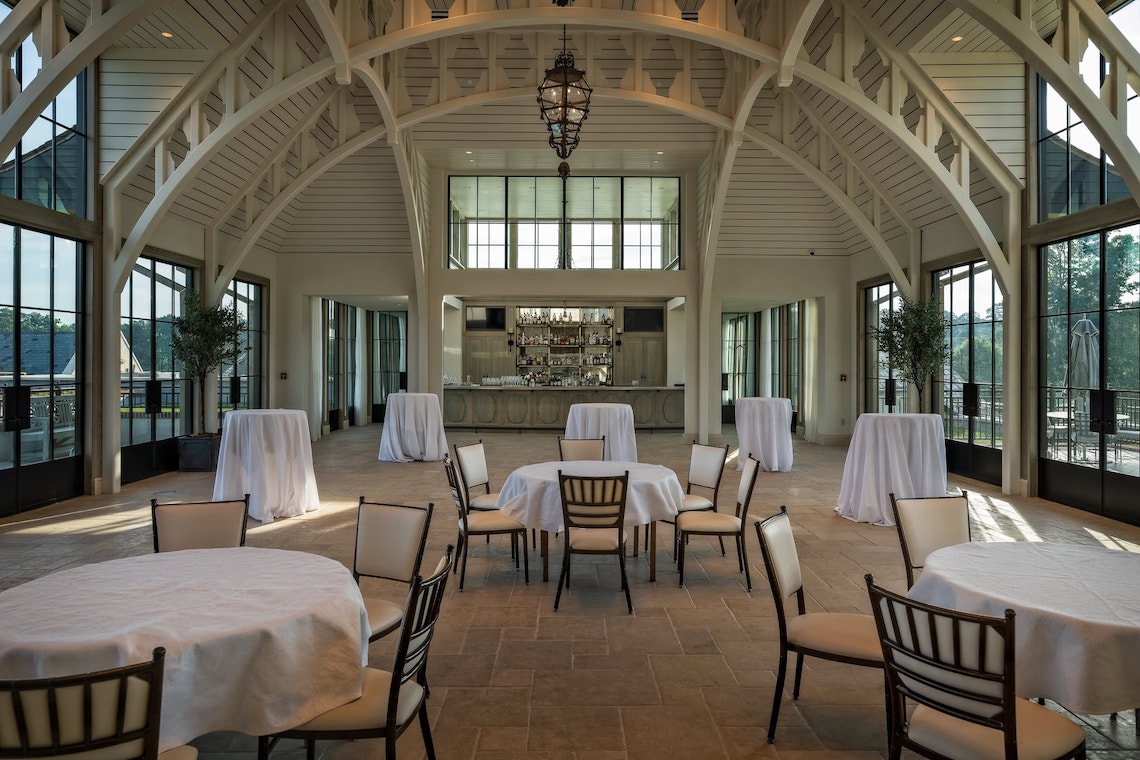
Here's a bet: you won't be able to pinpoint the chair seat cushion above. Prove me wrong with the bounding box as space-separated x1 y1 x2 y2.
567 527 626 551
289 667 424 732
159 745 199 760
677 511 739 533
363 597 404 640
469 492 500 510
908 699 1086 760
786 612 883 663
467 510 524 532
679 494 714 512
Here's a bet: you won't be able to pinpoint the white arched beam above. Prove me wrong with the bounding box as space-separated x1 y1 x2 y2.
302 0 353 84
108 64 335 296
207 125 390 303
950 0 1140 207
776 0 826 86
0 0 164 161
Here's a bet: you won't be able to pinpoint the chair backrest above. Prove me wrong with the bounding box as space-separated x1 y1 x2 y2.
150 495 250 552
557 471 629 532
453 440 491 496
864 574 1017 755
888 491 971 588
443 455 469 523
353 499 433 583
387 546 454 726
733 454 761 520
558 436 605 461
755 506 804 633
687 443 728 496
0 647 168 760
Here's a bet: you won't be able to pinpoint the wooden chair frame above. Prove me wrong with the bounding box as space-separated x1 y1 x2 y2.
150 495 250 552
444 455 528 591
353 499 434 642
888 490 970 588
259 547 455 760
0 647 172 760
453 440 499 511
558 436 606 461
676 453 759 591
864 574 1087 760
555 471 632 613
754 507 885 743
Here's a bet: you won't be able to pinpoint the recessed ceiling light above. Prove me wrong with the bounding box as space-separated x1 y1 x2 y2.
465 150 472 155
950 35 963 42
656 151 664 155
161 31 174 38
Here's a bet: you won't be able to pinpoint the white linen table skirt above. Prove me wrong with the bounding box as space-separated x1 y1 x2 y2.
379 392 448 462
496 460 683 532
564 402 638 462
0 548 370 752
909 542 1140 715
213 409 320 522
735 397 793 472
835 413 946 526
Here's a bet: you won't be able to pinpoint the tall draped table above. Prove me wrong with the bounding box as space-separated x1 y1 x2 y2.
564 402 638 461
0 548 370 752
835 413 946 526
735 397 793 472
213 409 320 522
379 392 448 462
909 542 1140 715
497 460 684 581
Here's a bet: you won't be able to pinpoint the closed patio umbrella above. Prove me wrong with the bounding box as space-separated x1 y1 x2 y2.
1067 316 1099 421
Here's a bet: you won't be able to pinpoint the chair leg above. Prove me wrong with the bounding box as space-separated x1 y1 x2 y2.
791 653 805 699
419 702 437 760
306 740 316 760
459 533 471 591
768 649 789 743
512 533 520 569
520 530 529 583
554 551 571 610
257 736 272 760
738 535 751 591
677 529 686 587
452 530 462 574
718 535 726 556
385 733 397 760
618 550 633 613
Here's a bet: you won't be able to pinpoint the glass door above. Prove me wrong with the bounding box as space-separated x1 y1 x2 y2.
1039 226 1139 524
0 226 84 515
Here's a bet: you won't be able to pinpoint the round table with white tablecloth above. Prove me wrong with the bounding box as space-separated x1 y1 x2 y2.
908 541 1140 715
497 459 684 581
0 548 370 751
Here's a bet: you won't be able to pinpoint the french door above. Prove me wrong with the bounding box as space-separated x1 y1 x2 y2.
0 226 84 515
1039 226 1140 525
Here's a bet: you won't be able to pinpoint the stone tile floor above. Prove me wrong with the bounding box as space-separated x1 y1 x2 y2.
1 424 1137 759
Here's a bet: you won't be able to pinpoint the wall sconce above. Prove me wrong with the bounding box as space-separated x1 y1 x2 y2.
507 331 515 352
615 327 622 351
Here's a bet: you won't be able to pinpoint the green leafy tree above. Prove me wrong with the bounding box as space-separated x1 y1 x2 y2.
876 296 949 411
171 291 246 435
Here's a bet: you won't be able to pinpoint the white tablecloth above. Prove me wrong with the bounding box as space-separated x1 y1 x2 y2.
909 542 1140 714
735 397 793 472
835 413 946 526
496 460 683 532
379 393 448 462
0 548 369 751
213 409 320 522
564 403 637 462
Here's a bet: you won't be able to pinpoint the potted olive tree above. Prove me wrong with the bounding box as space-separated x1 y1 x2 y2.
171 290 246 470
875 296 948 412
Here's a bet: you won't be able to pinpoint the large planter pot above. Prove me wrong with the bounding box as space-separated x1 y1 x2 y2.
178 434 222 472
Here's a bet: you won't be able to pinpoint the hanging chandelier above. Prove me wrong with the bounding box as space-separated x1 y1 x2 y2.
537 24 591 179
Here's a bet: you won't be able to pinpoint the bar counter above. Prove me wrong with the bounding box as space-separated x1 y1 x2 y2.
443 385 684 429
